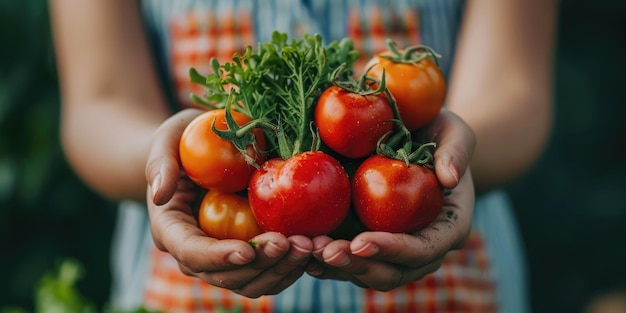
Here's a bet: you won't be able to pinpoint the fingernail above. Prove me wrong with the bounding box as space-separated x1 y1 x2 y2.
351 241 379 257
228 251 253 265
312 247 325 260
265 241 287 258
325 251 351 267
287 243 310 262
448 163 459 185
151 173 161 199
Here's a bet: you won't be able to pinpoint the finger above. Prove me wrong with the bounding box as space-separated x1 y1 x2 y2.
263 268 306 296
349 226 456 268
307 236 350 280
319 240 401 291
304 260 331 279
320 240 369 276
233 236 312 298
310 241 369 287
145 108 204 205
279 235 313 273
426 109 476 189
311 237 385 285
248 232 292 270
305 260 365 286
148 193 256 274
321 241 447 291
311 235 334 260
200 233 291 290
146 180 197 253
178 262 195 277
180 233 288 291
159 224 256 274
307 236 335 277
439 167 474 250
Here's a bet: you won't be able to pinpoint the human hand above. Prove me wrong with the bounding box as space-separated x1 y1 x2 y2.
306 109 476 291
145 108 313 298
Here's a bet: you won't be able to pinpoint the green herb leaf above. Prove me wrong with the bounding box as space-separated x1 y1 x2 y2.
189 31 359 159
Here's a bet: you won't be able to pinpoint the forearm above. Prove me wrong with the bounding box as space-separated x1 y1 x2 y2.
50 0 171 202
449 81 552 194
446 0 559 194
61 100 167 202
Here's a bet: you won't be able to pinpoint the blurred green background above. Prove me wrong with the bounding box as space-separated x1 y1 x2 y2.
1 1 625 312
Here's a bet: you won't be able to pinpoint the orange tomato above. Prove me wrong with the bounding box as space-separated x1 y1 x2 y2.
366 50 446 131
198 190 264 241
179 109 266 193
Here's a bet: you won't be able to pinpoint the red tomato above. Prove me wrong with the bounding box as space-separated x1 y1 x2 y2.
366 52 446 131
198 189 264 241
179 109 266 193
314 85 394 158
352 154 444 233
248 152 351 237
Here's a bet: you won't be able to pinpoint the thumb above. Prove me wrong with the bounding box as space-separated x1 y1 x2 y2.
428 109 476 189
145 108 204 205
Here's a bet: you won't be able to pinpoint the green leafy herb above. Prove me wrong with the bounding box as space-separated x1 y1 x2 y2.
191 31 359 159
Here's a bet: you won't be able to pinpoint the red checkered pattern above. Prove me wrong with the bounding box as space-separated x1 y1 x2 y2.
348 6 422 75
169 9 255 108
143 248 274 313
142 231 496 313
363 232 497 313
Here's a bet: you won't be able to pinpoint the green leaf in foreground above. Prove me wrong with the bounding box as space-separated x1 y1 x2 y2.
0 259 165 313
34 259 97 313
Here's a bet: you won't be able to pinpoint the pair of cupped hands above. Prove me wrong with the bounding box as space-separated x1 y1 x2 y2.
145 107 476 298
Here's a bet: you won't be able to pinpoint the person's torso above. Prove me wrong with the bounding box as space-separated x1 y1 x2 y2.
136 2 500 312
140 0 463 108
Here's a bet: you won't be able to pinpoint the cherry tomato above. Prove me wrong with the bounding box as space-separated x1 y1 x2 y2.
197 189 264 241
248 152 351 237
179 109 266 193
366 51 446 131
352 154 444 233
315 85 394 159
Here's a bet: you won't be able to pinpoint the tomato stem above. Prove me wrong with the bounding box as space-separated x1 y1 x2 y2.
409 142 436 166
210 101 272 169
383 38 442 67
332 64 386 96
375 120 435 168
331 66 404 126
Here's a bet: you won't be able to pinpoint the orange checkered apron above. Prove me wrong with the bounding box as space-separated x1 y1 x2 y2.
142 4 498 312
143 231 496 312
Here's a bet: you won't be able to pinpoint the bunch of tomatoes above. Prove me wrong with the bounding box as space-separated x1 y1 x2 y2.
179 33 447 241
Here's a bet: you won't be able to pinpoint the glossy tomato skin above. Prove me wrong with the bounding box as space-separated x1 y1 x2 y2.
248 152 351 237
180 109 266 193
198 189 264 241
366 56 446 131
315 85 394 159
352 154 444 233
